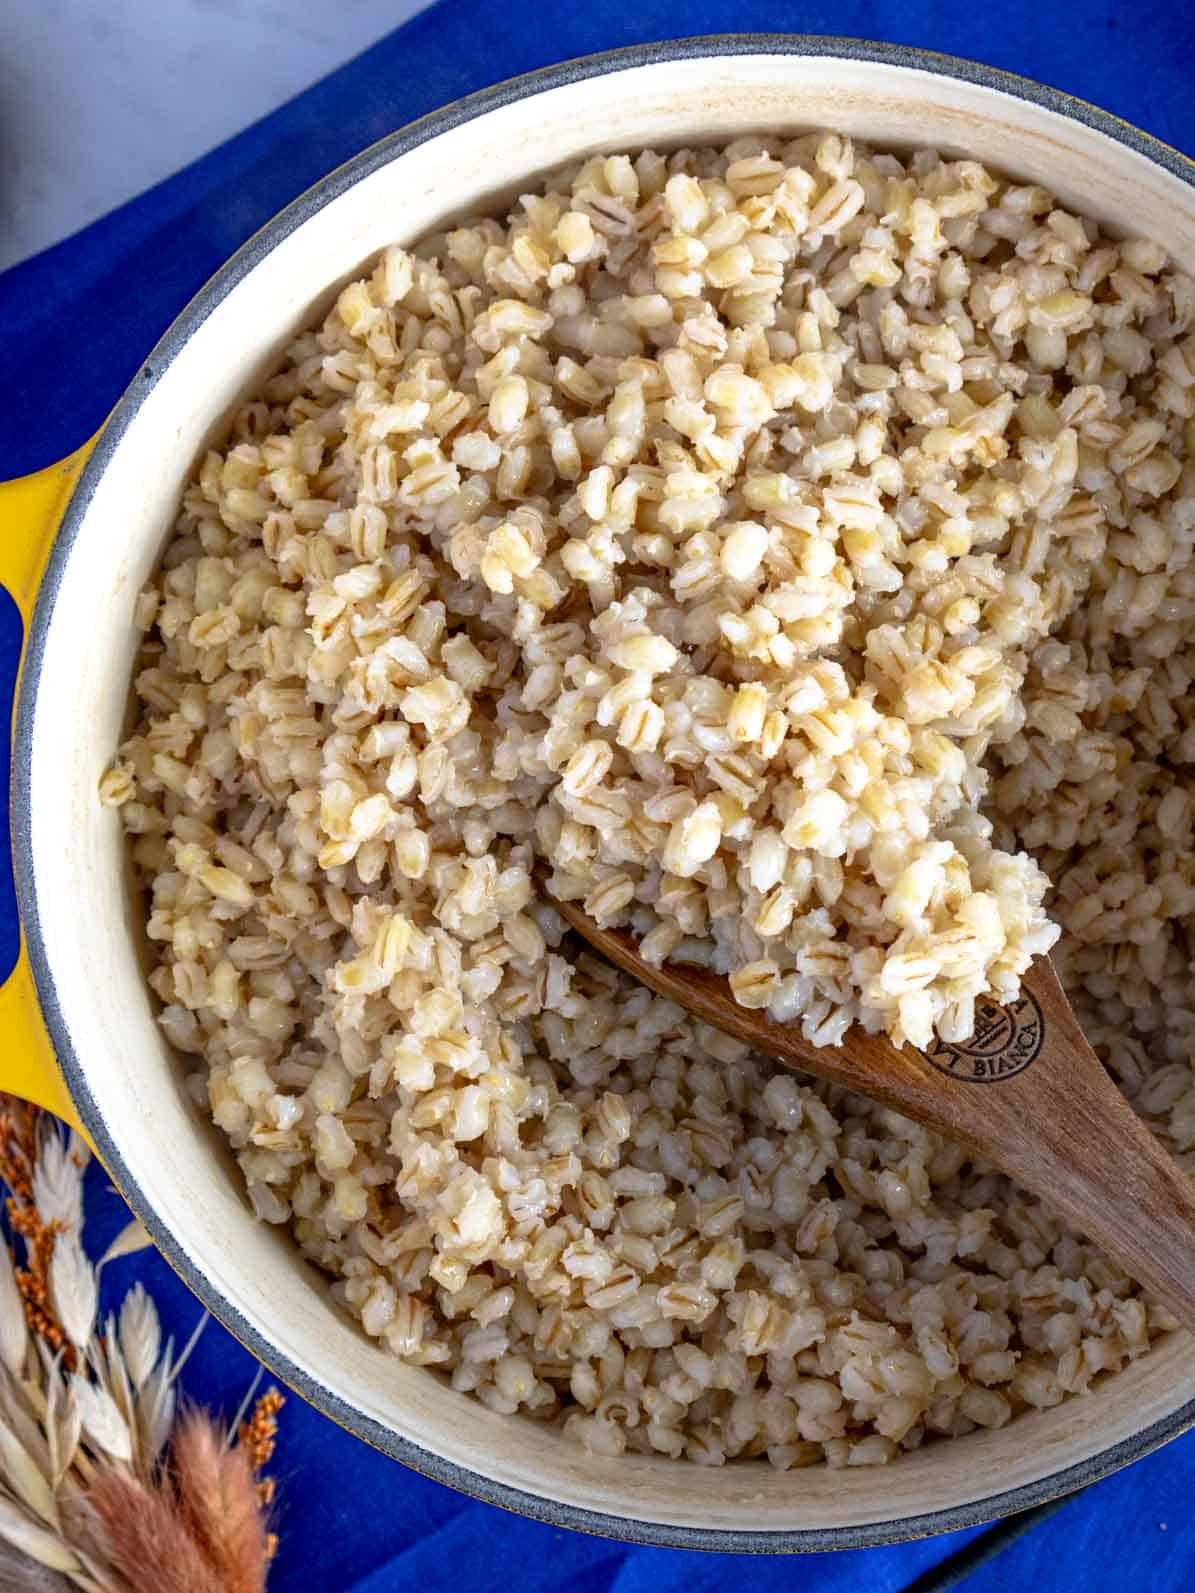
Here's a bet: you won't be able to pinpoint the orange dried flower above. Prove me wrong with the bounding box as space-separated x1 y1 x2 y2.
239 1388 285 1473
1 1098 75 1366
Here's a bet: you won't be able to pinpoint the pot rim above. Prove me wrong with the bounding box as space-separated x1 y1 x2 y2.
15 32 1195 1554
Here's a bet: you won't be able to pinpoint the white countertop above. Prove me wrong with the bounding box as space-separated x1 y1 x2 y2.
3 0 429 272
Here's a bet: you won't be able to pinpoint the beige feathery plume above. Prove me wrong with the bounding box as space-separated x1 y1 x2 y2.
86 1471 222 1593
172 1409 270 1593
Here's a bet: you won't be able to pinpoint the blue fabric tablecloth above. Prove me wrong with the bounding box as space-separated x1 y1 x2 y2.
3 3 1194 1588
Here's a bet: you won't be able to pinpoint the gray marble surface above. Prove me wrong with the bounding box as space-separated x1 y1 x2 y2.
2 0 429 271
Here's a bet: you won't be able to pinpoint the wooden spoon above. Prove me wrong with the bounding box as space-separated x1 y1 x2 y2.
555 901 1195 1325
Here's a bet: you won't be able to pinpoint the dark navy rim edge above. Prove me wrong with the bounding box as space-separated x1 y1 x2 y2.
13 33 1195 1554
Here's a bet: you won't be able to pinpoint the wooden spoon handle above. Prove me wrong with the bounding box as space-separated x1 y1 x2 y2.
935 958 1195 1324
558 906 1195 1323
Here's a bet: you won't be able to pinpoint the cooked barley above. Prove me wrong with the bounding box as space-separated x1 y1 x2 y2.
107 131 1194 1468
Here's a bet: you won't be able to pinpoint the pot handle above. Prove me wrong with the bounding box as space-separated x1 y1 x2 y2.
0 442 98 1142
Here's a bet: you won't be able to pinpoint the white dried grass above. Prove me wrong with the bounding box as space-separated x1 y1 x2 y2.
0 1499 81 1576
135 1374 175 1475
67 1384 131 1468
0 1418 56 1524
47 1243 95 1357
117 1288 160 1392
43 1366 80 1493
0 1369 54 1481
0 1243 28 1376
32 1139 86 1238
97 1222 151 1272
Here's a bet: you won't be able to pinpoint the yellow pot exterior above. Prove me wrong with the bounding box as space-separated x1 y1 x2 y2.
0 442 96 1140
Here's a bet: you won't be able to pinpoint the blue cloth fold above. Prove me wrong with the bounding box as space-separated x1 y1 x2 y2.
4 1 1195 1587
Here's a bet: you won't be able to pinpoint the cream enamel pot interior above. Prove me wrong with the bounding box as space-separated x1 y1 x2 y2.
5 37 1195 1552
